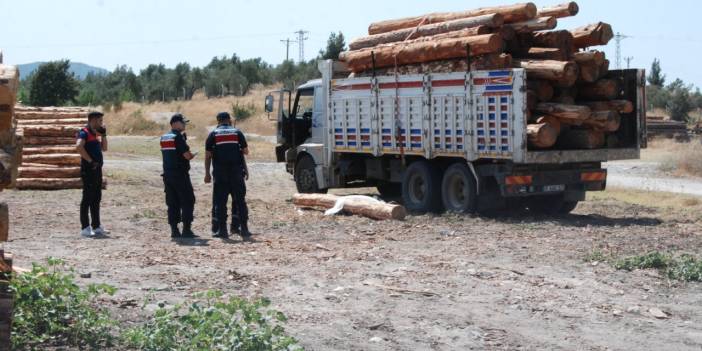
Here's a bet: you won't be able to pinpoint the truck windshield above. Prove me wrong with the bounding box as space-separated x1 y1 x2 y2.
294 88 314 119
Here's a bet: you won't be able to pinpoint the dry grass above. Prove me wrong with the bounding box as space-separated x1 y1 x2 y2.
104 85 278 140
644 138 702 177
589 187 702 212
108 135 276 162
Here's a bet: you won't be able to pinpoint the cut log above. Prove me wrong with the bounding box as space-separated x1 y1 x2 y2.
578 62 601 83
493 25 517 41
531 30 574 58
513 59 579 86
507 16 557 33
0 65 18 105
339 34 503 72
527 123 558 149
581 100 634 114
18 166 81 179
527 90 538 111
349 14 500 50
572 50 605 66
552 86 578 105
22 146 78 155
535 103 591 124
367 2 537 35
578 79 620 100
353 54 512 77
527 80 554 102
14 112 87 120
536 115 562 134
558 129 605 149
571 22 614 48
292 193 406 220
587 110 621 132
21 163 61 168
15 178 107 191
0 203 7 242
16 118 87 126
21 153 81 166
22 126 81 138
21 136 76 146
14 106 89 112
523 47 568 61
537 2 579 18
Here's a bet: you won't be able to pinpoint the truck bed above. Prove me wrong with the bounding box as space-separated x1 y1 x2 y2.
325 67 645 164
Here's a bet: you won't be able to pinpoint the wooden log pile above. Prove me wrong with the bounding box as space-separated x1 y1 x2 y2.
14 106 106 190
340 2 634 150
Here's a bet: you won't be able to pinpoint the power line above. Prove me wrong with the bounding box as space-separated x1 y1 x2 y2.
294 29 309 63
614 32 632 69
280 38 298 61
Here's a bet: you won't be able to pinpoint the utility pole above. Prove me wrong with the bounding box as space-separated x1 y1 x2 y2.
280 38 297 61
614 32 631 69
625 56 633 69
294 29 310 63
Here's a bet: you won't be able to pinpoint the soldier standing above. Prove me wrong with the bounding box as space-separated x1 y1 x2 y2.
76 111 108 237
160 114 197 239
204 112 251 241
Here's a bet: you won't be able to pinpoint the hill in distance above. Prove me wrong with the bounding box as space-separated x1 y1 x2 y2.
17 62 109 80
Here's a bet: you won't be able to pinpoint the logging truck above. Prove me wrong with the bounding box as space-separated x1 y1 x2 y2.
265 60 646 214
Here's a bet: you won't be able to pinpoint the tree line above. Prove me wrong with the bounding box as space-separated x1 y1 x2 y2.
19 32 348 109
646 58 702 123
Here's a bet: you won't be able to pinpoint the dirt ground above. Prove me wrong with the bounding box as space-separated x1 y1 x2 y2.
4 138 702 350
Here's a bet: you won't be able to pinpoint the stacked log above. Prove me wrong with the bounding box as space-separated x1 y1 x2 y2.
339 1 633 150
14 106 106 190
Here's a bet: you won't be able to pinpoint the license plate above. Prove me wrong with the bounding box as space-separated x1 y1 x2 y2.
543 184 566 192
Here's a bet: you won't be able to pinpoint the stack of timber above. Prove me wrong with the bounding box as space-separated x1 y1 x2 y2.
340 2 634 150
646 114 689 141
0 54 19 349
14 106 105 190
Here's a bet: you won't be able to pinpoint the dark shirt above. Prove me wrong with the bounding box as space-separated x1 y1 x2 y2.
161 129 191 174
205 124 247 173
77 126 103 168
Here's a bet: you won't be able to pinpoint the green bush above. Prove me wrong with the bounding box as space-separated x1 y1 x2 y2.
10 258 118 350
614 251 702 282
232 102 257 121
122 290 301 351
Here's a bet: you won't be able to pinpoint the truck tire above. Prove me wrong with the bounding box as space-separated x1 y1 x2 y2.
401 160 442 213
441 163 478 214
558 201 579 214
377 181 402 198
294 155 326 194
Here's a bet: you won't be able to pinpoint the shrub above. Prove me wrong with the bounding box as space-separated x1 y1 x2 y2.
614 251 702 282
232 102 257 121
122 290 301 351
11 258 118 350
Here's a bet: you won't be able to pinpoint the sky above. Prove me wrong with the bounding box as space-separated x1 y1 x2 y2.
1 0 701 88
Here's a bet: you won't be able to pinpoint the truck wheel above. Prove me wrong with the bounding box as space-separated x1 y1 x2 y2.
401 160 442 213
294 155 326 194
441 163 477 214
377 182 401 198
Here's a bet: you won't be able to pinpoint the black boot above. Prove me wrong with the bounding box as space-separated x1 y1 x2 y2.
182 222 198 238
170 223 181 239
230 222 241 235
213 227 229 239
240 223 252 241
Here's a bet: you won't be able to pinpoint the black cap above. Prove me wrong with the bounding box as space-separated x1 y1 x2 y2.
216 112 231 121
88 111 104 119
170 113 189 125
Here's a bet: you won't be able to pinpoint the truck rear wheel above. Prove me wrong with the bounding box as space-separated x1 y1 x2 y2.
401 160 442 213
294 155 326 194
441 163 477 214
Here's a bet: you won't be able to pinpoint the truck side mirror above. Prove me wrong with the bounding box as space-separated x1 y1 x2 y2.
264 94 274 113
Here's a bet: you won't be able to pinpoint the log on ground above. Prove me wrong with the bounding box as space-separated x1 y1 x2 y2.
22 126 81 138
21 136 76 146
367 2 537 35
21 153 81 166
292 193 406 220
16 118 87 125
18 166 81 179
21 146 78 155
15 178 107 190
349 14 500 50
14 112 88 120
340 34 503 72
